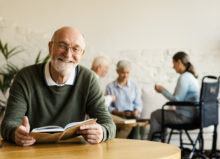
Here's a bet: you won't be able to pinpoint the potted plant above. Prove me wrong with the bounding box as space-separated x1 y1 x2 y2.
0 40 50 116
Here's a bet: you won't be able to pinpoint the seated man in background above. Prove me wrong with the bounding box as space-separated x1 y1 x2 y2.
1 26 116 146
91 56 115 106
106 60 143 138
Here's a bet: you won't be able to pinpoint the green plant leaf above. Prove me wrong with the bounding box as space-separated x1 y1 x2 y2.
0 39 50 96
7 47 24 59
42 54 50 63
0 63 19 94
0 40 23 60
35 50 42 64
0 40 7 60
35 51 50 64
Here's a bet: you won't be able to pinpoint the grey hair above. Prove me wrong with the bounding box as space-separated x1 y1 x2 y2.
116 60 131 71
91 56 111 69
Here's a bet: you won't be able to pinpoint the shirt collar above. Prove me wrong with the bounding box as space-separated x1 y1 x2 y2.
44 62 76 86
114 79 130 88
93 71 100 79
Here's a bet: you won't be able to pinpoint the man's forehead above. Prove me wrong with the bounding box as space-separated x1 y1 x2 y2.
53 28 81 40
51 27 85 49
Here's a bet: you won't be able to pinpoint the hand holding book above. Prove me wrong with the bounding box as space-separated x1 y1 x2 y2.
15 116 36 146
76 122 104 144
30 118 97 143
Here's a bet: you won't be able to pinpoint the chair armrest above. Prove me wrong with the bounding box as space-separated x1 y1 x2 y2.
160 101 199 142
162 101 199 109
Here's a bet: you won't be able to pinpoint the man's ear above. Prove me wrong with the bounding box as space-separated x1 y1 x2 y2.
48 42 52 56
81 50 86 57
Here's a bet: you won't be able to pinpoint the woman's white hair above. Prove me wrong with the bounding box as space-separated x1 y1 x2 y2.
116 60 131 71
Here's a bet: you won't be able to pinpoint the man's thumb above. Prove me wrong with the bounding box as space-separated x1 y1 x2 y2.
22 116 30 132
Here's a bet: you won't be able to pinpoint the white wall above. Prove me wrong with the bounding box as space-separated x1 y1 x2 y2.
0 0 220 149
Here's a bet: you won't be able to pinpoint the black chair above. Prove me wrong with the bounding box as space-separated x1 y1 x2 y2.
161 75 219 159
209 76 220 159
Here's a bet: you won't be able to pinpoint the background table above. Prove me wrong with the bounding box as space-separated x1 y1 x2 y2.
0 138 180 159
115 120 149 128
112 114 149 139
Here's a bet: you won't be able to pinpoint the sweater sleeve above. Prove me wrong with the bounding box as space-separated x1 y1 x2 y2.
86 74 116 141
1 71 28 142
161 74 190 101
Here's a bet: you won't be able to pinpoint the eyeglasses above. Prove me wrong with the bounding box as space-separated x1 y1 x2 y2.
52 41 83 55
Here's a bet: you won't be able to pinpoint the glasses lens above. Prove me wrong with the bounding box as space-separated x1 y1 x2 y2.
53 42 82 55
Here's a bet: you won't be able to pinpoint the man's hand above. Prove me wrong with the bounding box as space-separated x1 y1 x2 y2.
77 123 103 144
111 95 116 102
124 111 132 118
15 116 36 146
132 109 139 117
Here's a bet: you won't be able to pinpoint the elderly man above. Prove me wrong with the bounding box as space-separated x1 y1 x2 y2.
91 56 115 106
1 26 116 146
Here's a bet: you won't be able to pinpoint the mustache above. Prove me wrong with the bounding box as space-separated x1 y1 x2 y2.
57 56 75 63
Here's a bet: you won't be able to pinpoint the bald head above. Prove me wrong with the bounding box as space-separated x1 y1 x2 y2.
51 26 86 50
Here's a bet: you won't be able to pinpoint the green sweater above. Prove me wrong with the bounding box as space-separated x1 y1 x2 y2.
1 63 116 142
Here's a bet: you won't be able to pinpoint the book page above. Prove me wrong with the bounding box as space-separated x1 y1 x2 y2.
64 118 96 130
31 125 64 133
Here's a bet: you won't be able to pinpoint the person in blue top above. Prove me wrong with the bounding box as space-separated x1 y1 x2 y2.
106 60 143 138
148 51 200 141
106 60 143 119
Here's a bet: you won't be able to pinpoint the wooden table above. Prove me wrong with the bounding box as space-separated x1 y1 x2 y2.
0 138 180 159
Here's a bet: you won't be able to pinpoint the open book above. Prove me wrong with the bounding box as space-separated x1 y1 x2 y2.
30 118 96 143
111 115 136 124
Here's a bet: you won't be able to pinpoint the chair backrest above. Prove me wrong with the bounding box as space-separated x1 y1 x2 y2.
200 76 219 128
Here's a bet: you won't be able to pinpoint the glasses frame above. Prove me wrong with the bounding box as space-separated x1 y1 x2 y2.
51 41 83 55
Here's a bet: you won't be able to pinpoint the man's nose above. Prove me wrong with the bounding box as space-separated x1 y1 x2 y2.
64 48 72 58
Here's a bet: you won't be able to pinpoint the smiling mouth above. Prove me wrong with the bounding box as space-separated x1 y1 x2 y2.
58 57 74 63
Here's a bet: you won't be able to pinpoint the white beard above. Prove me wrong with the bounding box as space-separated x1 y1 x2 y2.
51 56 77 76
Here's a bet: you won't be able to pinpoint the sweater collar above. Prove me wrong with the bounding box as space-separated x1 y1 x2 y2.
44 62 76 86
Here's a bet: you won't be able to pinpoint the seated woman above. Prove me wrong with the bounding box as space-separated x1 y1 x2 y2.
148 51 200 141
106 60 142 118
106 60 143 138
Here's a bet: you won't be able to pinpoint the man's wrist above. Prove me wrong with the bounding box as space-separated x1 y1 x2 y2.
100 125 106 142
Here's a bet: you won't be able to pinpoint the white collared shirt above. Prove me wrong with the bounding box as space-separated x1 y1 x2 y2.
93 71 113 106
106 79 143 113
44 62 76 86
93 71 100 79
